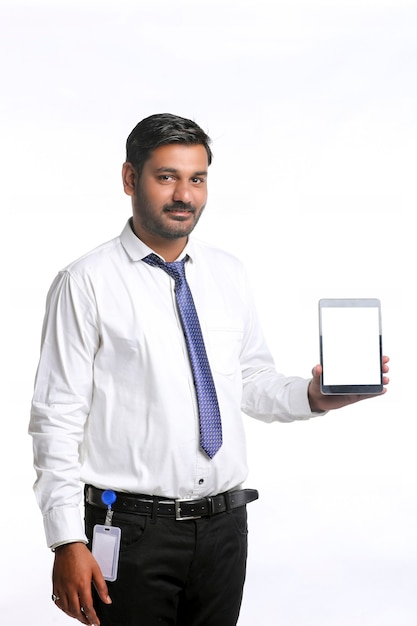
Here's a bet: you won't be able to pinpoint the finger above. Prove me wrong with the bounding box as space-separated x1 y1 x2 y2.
57 591 91 625
80 603 100 626
77 589 100 626
52 596 66 616
92 567 112 606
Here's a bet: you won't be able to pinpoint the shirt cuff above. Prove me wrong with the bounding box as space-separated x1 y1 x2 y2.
43 504 88 550
290 377 327 418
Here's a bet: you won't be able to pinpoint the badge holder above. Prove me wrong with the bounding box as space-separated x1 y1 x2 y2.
91 490 121 582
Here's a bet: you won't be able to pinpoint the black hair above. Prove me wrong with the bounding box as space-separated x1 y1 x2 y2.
126 113 213 178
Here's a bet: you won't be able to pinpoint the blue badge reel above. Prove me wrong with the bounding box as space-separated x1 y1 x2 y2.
91 490 121 582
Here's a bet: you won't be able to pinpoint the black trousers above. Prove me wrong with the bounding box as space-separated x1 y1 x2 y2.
85 500 248 626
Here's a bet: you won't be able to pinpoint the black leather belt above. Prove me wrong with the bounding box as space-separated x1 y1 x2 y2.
86 485 259 521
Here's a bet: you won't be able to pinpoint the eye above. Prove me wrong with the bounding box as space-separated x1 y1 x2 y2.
191 177 205 185
158 174 175 183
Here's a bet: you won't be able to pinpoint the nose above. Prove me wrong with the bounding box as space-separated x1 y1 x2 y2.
172 180 192 203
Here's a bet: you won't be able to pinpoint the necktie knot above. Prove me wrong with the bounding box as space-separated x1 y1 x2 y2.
143 253 187 287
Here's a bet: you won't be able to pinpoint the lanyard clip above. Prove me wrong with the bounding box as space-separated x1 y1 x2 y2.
101 489 117 527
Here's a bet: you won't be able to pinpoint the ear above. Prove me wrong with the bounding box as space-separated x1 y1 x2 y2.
122 162 137 196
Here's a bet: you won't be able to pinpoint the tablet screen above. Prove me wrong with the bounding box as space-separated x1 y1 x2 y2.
319 298 383 395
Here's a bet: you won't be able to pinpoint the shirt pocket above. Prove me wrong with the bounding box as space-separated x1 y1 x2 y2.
206 328 244 376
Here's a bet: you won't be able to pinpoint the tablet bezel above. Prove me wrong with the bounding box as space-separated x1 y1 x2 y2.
319 298 383 395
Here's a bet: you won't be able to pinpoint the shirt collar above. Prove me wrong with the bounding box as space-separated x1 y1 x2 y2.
120 219 194 263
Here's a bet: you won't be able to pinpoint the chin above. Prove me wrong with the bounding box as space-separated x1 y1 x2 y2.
164 227 195 239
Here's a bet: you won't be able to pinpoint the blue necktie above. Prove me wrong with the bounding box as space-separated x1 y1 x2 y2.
143 253 222 458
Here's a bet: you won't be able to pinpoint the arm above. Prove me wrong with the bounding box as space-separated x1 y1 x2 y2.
239 269 389 421
239 270 321 422
29 270 111 622
30 270 96 544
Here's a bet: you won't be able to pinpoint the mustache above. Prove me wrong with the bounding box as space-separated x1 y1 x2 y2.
163 202 196 212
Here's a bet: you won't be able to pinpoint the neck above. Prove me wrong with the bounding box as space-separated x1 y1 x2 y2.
150 240 187 263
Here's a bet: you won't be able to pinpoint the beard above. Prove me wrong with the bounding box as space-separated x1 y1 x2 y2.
134 194 205 240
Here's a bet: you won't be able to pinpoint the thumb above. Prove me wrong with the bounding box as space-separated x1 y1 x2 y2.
92 562 112 605
311 363 322 378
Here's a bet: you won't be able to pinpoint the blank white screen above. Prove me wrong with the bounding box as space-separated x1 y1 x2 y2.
321 306 381 386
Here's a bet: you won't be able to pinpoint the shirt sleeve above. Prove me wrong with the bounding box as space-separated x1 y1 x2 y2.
29 270 99 548
239 272 319 422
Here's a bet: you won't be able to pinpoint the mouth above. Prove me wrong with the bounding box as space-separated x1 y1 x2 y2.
164 204 195 220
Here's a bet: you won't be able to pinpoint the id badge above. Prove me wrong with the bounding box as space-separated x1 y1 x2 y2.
92 524 121 582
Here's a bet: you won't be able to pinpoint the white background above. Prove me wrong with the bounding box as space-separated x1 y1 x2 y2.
1 0 415 624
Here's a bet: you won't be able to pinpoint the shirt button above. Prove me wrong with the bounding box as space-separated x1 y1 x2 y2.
198 479 204 485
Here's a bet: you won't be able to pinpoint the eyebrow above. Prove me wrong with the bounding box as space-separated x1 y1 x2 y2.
155 167 208 177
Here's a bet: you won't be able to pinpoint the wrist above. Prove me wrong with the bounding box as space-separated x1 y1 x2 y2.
52 540 87 553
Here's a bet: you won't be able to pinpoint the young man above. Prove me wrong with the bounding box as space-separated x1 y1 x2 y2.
30 113 389 626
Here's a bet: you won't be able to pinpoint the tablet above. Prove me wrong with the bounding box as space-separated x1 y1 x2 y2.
319 298 383 395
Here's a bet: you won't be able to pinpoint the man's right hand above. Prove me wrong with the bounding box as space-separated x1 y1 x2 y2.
52 542 112 625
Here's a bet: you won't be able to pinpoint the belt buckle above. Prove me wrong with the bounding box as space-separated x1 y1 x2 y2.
175 498 202 521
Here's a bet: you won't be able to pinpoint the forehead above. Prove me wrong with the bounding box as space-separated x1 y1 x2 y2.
144 143 209 173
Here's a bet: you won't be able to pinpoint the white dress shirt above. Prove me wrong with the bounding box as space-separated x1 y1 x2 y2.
30 220 317 548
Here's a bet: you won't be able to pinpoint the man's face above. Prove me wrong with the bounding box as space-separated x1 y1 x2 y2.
123 143 208 247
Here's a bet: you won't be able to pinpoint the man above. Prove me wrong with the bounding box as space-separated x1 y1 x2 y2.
30 113 389 626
